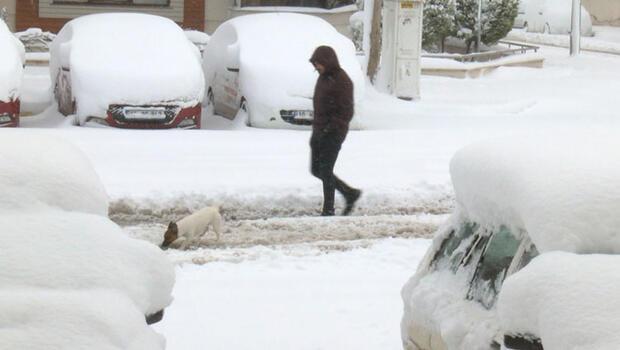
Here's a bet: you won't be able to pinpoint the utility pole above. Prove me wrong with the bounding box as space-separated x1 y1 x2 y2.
367 0 383 82
570 0 581 56
476 0 482 52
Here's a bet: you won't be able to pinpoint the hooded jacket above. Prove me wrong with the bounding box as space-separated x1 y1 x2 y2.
309 46 354 140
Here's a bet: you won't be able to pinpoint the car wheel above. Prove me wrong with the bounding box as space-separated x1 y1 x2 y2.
205 88 215 118
240 98 251 127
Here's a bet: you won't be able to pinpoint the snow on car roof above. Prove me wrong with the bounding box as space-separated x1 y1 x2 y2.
450 134 620 253
50 13 204 118
206 13 364 107
498 252 620 350
0 20 25 102
0 133 108 215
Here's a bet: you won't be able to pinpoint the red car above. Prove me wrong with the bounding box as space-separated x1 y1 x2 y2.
50 13 205 129
0 21 25 127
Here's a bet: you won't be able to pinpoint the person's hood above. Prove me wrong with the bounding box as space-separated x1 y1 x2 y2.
309 46 341 74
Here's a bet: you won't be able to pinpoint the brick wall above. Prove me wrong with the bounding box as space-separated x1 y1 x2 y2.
16 0 205 32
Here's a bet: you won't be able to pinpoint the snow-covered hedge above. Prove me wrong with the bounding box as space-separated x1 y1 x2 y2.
0 20 25 102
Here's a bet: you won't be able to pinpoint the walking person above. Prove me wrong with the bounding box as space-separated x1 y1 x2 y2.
309 45 361 216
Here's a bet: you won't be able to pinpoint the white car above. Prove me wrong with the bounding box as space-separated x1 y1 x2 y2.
401 135 620 350
0 133 175 348
202 13 364 129
50 13 204 129
517 0 593 36
0 20 25 127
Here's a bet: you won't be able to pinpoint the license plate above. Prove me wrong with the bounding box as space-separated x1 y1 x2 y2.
295 111 314 121
124 107 167 120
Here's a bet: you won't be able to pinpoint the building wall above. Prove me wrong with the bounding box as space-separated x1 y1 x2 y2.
16 0 205 32
0 0 16 30
583 0 620 26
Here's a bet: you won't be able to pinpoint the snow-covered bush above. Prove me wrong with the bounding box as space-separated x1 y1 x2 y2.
423 0 457 52
350 10 364 53
456 0 519 52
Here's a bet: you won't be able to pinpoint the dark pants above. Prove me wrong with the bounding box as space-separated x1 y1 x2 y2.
310 132 355 214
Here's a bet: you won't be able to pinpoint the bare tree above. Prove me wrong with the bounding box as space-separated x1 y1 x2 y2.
366 0 382 82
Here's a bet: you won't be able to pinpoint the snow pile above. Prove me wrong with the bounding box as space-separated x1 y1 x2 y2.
203 13 364 128
50 13 204 118
498 252 620 350
14 27 56 53
450 134 620 253
0 289 166 350
0 20 25 102
0 133 108 215
0 134 174 349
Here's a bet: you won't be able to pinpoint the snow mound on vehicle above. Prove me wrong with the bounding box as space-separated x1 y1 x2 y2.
0 289 165 350
498 252 620 350
204 13 364 126
50 13 204 118
0 133 108 216
0 211 174 316
450 134 620 253
0 20 25 102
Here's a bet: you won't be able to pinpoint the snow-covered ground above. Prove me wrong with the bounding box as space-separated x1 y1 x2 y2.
7 43 620 349
152 238 431 350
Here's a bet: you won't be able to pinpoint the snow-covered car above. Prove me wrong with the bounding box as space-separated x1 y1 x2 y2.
202 13 364 129
0 133 175 348
0 20 25 127
185 30 210 57
401 135 620 350
50 13 204 129
517 0 593 36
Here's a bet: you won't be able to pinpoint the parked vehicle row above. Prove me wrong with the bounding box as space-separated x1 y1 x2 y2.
1 12 363 130
514 0 593 36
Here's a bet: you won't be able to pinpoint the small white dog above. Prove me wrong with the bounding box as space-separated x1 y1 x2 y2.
161 206 223 249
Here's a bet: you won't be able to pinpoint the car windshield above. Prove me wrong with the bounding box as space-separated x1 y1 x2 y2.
466 226 521 309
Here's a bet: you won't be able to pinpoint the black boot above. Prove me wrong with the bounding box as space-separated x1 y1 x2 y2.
343 189 361 216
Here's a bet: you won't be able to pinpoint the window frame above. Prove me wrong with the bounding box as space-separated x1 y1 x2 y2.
52 0 171 7
235 0 356 9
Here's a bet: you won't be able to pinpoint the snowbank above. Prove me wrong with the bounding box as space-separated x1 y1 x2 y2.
0 289 165 350
50 13 204 118
0 20 25 102
498 252 620 350
0 133 108 215
450 135 620 253
204 13 364 128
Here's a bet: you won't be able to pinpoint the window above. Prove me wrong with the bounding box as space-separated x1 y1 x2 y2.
466 226 522 309
53 0 169 6
238 0 356 9
430 223 482 272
